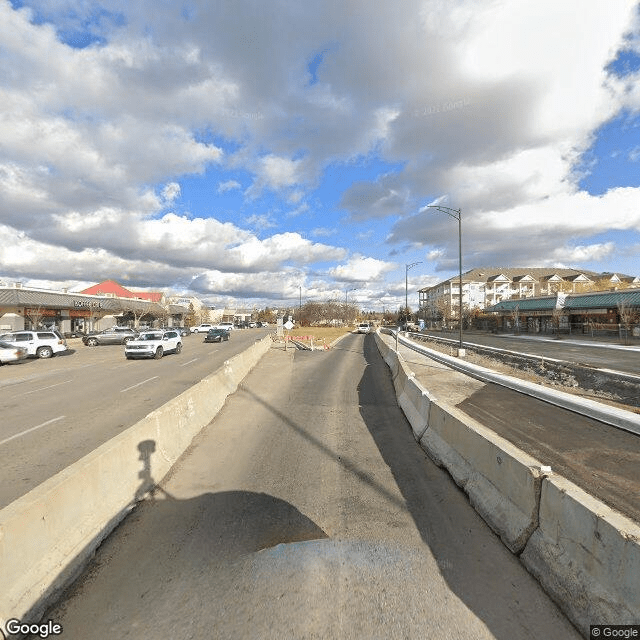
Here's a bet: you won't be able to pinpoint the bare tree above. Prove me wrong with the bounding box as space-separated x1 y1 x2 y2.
118 300 154 329
184 302 198 329
25 306 46 329
434 297 454 330
510 304 521 334
618 300 639 344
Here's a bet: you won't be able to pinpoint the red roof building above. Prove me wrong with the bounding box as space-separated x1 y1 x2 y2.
79 280 164 303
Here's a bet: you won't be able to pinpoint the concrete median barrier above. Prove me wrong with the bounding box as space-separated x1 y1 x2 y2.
397 376 433 441
376 332 640 634
420 400 545 553
0 336 271 634
521 476 640 636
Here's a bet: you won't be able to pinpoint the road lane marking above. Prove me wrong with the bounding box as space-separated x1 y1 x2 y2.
120 376 158 393
0 416 66 447
20 380 73 396
180 358 199 367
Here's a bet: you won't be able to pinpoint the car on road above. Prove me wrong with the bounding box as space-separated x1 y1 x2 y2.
357 322 372 334
0 330 68 359
0 340 28 364
203 328 230 343
190 324 214 333
82 327 138 346
124 330 182 359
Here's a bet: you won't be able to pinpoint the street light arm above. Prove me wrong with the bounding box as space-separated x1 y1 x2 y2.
425 204 461 221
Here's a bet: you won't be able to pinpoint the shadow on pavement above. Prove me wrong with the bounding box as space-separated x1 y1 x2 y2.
29 440 327 640
354 334 579 640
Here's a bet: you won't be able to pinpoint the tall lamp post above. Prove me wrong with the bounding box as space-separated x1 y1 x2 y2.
426 204 464 356
405 262 422 329
345 287 357 325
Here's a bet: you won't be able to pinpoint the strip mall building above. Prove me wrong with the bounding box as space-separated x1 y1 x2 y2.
0 280 188 335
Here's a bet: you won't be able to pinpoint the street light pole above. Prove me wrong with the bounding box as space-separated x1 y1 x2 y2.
426 204 464 356
405 261 422 329
345 287 356 325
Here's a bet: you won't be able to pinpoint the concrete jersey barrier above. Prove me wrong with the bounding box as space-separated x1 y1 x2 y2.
0 336 272 634
521 476 640 634
374 330 640 635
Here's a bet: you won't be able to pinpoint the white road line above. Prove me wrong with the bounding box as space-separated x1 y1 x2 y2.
180 358 199 367
120 376 158 393
20 380 73 396
0 416 66 447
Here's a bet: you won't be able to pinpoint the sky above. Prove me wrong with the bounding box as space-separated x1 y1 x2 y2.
1 0 640 312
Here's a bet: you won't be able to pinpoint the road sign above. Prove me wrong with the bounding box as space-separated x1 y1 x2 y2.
284 320 294 330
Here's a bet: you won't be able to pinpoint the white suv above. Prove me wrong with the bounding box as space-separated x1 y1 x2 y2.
357 323 371 334
0 330 68 359
125 330 182 359
190 324 214 333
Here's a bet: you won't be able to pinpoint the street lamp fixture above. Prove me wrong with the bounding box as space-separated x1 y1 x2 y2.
425 204 464 356
405 262 422 328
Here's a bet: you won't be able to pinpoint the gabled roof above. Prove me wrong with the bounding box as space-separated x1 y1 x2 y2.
80 279 133 297
512 274 536 282
79 280 163 302
486 273 510 282
563 273 593 282
418 267 617 292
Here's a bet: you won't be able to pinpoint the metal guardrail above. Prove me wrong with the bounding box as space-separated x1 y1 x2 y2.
381 328 640 437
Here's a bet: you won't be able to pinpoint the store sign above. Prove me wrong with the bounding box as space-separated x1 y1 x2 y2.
73 300 103 309
26 308 57 316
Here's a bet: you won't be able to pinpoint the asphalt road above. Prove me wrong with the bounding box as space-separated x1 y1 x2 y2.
0 329 269 509
36 334 579 640
421 330 640 374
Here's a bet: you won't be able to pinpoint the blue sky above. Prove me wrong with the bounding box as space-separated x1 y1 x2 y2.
1 0 639 311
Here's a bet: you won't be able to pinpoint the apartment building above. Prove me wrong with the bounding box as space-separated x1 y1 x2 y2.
418 268 639 321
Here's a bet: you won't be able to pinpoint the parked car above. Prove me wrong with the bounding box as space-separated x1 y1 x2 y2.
216 322 235 331
124 330 182 359
0 330 68 359
174 327 190 337
0 340 28 364
190 324 214 333
357 322 372 334
203 328 230 343
82 327 138 346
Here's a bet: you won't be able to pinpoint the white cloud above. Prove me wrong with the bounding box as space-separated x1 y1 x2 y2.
218 180 241 193
329 255 396 283
1 0 639 309
551 242 615 264
162 182 181 203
